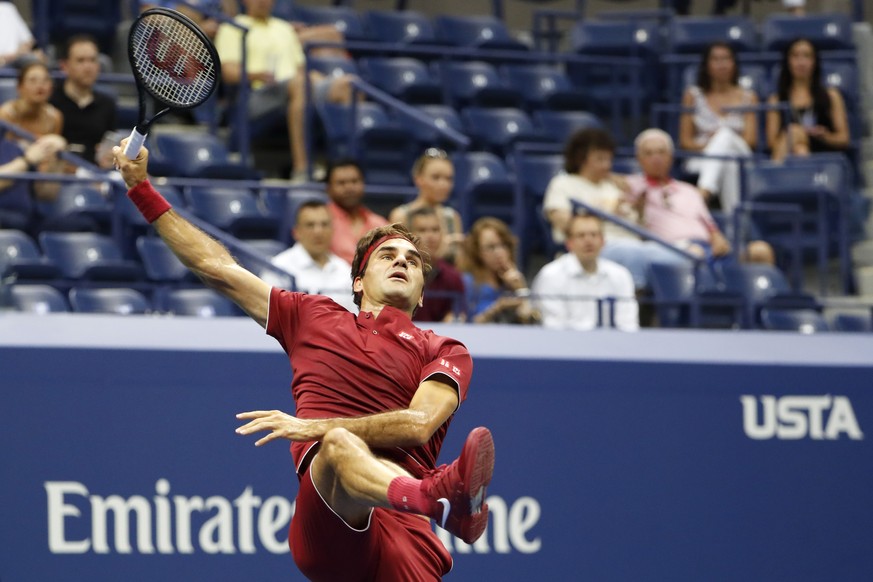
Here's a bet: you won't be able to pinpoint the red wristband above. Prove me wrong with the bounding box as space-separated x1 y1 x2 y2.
127 180 172 224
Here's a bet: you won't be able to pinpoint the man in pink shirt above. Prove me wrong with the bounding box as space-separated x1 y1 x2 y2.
325 159 389 263
625 129 773 264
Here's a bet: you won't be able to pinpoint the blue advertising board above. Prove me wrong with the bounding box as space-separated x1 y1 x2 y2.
1 314 871 581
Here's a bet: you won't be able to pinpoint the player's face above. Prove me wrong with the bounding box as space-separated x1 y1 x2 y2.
414 159 454 204
293 206 332 259
354 239 425 312
636 137 673 181
326 166 366 212
18 66 53 105
566 217 604 263
409 214 443 257
64 41 100 88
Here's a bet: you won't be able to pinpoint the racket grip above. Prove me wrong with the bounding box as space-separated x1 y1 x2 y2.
123 128 147 159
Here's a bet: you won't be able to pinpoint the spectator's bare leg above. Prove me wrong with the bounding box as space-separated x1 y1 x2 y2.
287 75 309 176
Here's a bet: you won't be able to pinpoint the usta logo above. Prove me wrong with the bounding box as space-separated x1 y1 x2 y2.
740 395 863 440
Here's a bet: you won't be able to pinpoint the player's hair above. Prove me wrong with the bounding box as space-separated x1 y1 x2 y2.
350 223 432 308
460 217 518 284
294 199 328 226
563 127 615 174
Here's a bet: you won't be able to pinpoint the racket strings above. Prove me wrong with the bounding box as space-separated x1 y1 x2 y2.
131 15 217 108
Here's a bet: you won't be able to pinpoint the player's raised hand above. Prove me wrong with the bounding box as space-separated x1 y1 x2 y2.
235 410 313 446
113 139 149 188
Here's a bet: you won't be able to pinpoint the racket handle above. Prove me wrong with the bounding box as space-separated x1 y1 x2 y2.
123 128 147 159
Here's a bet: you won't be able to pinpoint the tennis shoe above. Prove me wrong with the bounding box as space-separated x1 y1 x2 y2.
422 427 494 544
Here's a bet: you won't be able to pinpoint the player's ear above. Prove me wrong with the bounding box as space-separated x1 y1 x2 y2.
353 276 363 294
417 292 424 309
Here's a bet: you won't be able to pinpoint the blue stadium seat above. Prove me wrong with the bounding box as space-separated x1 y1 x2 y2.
436 61 522 109
362 10 439 46
761 14 854 52
760 307 830 333
37 0 121 53
307 55 360 79
149 132 259 180
831 312 873 332
0 79 17 104
39 232 143 281
648 262 744 328
38 184 111 233
722 264 820 328
669 17 758 54
570 20 663 57
162 288 241 317
532 110 604 145
434 15 528 52
69 287 151 315
136 236 196 284
359 57 442 105
500 64 588 112
410 105 465 152
0 229 61 280
3 284 69 313
319 102 417 186
185 187 280 240
290 5 369 41
461 107 545 157
451 151 517 232
510 152 564 258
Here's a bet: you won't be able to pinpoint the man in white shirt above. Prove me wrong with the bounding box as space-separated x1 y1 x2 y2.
532 213 639 331
268 200 357 312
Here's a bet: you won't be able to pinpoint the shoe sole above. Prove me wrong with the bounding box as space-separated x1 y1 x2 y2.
457 427 495 543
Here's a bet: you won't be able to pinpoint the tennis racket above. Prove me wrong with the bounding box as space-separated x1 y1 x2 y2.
123 7 220 158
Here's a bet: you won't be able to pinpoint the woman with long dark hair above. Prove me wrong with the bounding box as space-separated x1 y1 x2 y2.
679 42 757 216
766 38 849 161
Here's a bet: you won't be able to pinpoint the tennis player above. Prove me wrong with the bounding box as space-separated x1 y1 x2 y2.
114 142 494 580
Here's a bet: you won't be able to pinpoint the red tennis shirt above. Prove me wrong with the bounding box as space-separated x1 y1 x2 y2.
266 288 473 478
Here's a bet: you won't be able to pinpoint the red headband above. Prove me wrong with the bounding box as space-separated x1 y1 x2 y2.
357 234 406 276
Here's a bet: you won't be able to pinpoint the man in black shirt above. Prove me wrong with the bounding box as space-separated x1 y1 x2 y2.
50 35 116 166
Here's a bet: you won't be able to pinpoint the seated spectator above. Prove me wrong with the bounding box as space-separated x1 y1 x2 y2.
50 35 117 167
626 129 775 266
0 134 67 231
766 38 849 161
0 1 43 68
533 213 638 331
0 62 63 139
679 42 757 217
389 148 464 263
460 217 540 325
324 158 387 264
543 127 686 289
265 199 356 312
213 0 357 181
407 206 465 322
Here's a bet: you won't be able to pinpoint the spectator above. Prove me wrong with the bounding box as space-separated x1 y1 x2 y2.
679 42 757 217
407 206 465 323
213 0 356 181
324 158 387 264
0 134 67 230
0 62 63 139
265 199 356 312
0 1 42 68
626 129 774 266
50 35 117 167
533 213 638 331
543 127 685 289
460 217 539 325
766 38 850 161
389 148 464 263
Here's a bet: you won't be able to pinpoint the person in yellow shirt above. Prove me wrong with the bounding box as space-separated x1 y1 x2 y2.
214 0 356 181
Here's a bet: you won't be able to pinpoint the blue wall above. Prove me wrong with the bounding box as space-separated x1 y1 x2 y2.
1 314 871 581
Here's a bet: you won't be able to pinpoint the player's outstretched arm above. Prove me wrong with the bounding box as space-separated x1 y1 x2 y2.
114 143 271 327
236 377 459 448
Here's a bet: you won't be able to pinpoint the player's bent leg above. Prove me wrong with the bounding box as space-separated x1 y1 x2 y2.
311 427 411 527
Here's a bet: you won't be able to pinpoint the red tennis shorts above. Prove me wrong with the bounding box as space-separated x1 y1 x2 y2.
290 466 453 581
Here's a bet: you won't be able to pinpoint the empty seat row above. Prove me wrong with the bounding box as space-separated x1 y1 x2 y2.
3 284 241 317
